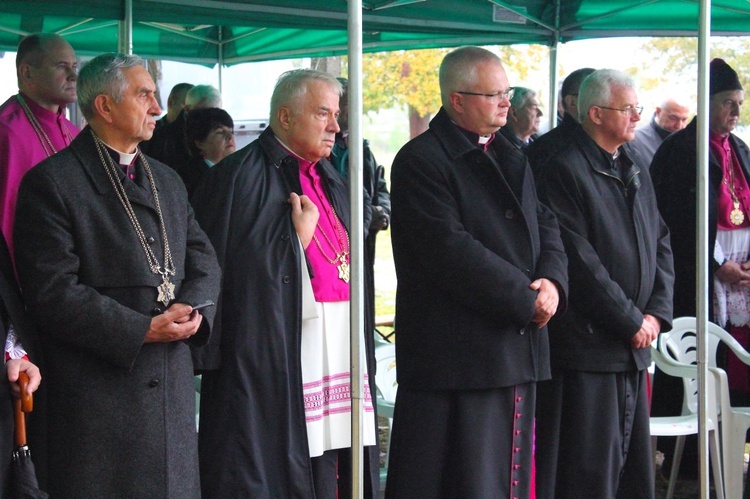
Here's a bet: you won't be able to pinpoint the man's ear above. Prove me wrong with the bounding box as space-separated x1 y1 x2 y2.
277 106 292 130
93 95 114 124
448 92 464 114
588 106 603 126
17 63 33 85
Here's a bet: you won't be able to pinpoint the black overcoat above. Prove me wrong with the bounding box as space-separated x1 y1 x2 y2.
191 127 377 497
651 118 750 320
13 127 221 498
537 127 675 372
390 108 569 391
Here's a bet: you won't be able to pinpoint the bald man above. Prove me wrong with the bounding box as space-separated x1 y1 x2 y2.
624 96 690 170
0 33 79 252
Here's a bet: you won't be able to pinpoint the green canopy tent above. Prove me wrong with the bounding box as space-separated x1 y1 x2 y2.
0 1 739 497
1 0 750 65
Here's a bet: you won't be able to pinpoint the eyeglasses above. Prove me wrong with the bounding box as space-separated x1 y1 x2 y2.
596 105 643 117
457 87 515 102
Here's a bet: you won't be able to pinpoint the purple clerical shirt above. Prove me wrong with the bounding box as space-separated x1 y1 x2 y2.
297 158 350 303
0 93 79 253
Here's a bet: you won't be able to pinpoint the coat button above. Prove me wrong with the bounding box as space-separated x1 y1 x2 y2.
283 276 291 283
151 307 163 316
519 327 525 335
281 234 290 241
505 209 514 219
149 378 160 388
147 236 155 244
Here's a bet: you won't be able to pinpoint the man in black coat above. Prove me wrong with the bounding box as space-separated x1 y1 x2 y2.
192 69 379 498
14 53 220 498
650 58 750 479
535 69 674 498
385 46 568 498
0 232 41 496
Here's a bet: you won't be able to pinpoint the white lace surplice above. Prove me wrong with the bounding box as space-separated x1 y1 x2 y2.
301 300 376 458
714 227 750 327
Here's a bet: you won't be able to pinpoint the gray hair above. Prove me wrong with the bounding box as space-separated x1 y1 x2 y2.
185 84 222 110
270 69 343 121
439 46 502 108
510 87 537 109
77 53 143 119
577 69 636 123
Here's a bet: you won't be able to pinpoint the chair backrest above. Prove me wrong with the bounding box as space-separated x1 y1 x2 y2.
374 342 398 403
657 316 726 420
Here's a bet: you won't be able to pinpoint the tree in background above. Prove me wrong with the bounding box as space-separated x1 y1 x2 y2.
359 48 448 138
639 37 750 123
358 45 555 138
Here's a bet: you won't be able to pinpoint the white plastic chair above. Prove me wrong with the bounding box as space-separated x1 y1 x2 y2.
700 321 750 499
374 341 397 485
650 343 725 499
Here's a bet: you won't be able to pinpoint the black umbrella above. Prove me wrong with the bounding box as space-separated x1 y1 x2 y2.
11 372 47 499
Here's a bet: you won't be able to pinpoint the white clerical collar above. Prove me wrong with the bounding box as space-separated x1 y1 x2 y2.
478 135 492 145
274 135 307 163
98 139 138 165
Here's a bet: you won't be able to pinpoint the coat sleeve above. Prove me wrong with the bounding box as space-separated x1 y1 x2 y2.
538 159 644 341
391 147 539 328
174 200 222 348
534 198 569 315
14 165 153 370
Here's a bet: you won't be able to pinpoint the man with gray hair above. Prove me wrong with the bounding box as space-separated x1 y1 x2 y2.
499 86 543 150
192 68 379 497
13 52 221 497
535 69 674 498
184 84 222 111
143 84 223 172
386 46 567 498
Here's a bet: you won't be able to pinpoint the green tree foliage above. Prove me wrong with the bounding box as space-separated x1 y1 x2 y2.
362 48 449 119
639 37 750 123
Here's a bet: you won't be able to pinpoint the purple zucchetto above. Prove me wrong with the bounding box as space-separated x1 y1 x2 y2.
710 58 743 96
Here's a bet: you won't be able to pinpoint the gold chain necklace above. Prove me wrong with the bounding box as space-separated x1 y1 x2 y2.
724 146 745 226
16 94 73 158
93 133 177 306
312 205 350 283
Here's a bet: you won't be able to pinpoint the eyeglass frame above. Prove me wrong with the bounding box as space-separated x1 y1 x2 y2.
456 87 515 102
595 105 644 117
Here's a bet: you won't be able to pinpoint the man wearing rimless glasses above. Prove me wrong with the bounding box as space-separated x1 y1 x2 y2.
536 69 674 498
387 46 568 498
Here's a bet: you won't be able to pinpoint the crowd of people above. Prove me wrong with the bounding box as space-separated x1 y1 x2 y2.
0 31 746 498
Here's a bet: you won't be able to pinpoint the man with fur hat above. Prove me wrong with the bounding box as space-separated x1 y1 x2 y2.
651 58 749 481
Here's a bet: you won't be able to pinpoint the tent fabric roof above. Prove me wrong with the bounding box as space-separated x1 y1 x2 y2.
0 0 748 65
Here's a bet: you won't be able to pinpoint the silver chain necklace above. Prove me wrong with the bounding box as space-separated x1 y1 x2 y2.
16 94 73 157
93 133 176 306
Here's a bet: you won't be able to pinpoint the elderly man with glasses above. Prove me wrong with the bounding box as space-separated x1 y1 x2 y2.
386 46 568 498
535 69 674 499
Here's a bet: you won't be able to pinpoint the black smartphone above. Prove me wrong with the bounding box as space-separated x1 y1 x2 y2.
191 300 215 311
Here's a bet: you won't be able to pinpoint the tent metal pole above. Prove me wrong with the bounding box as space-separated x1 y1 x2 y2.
348 0 365 497
548 38 558 132
118 0 133 54
218 27 224 93
696 0 711 497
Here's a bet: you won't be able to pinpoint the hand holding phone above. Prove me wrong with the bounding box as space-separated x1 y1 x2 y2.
191 300 215 312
